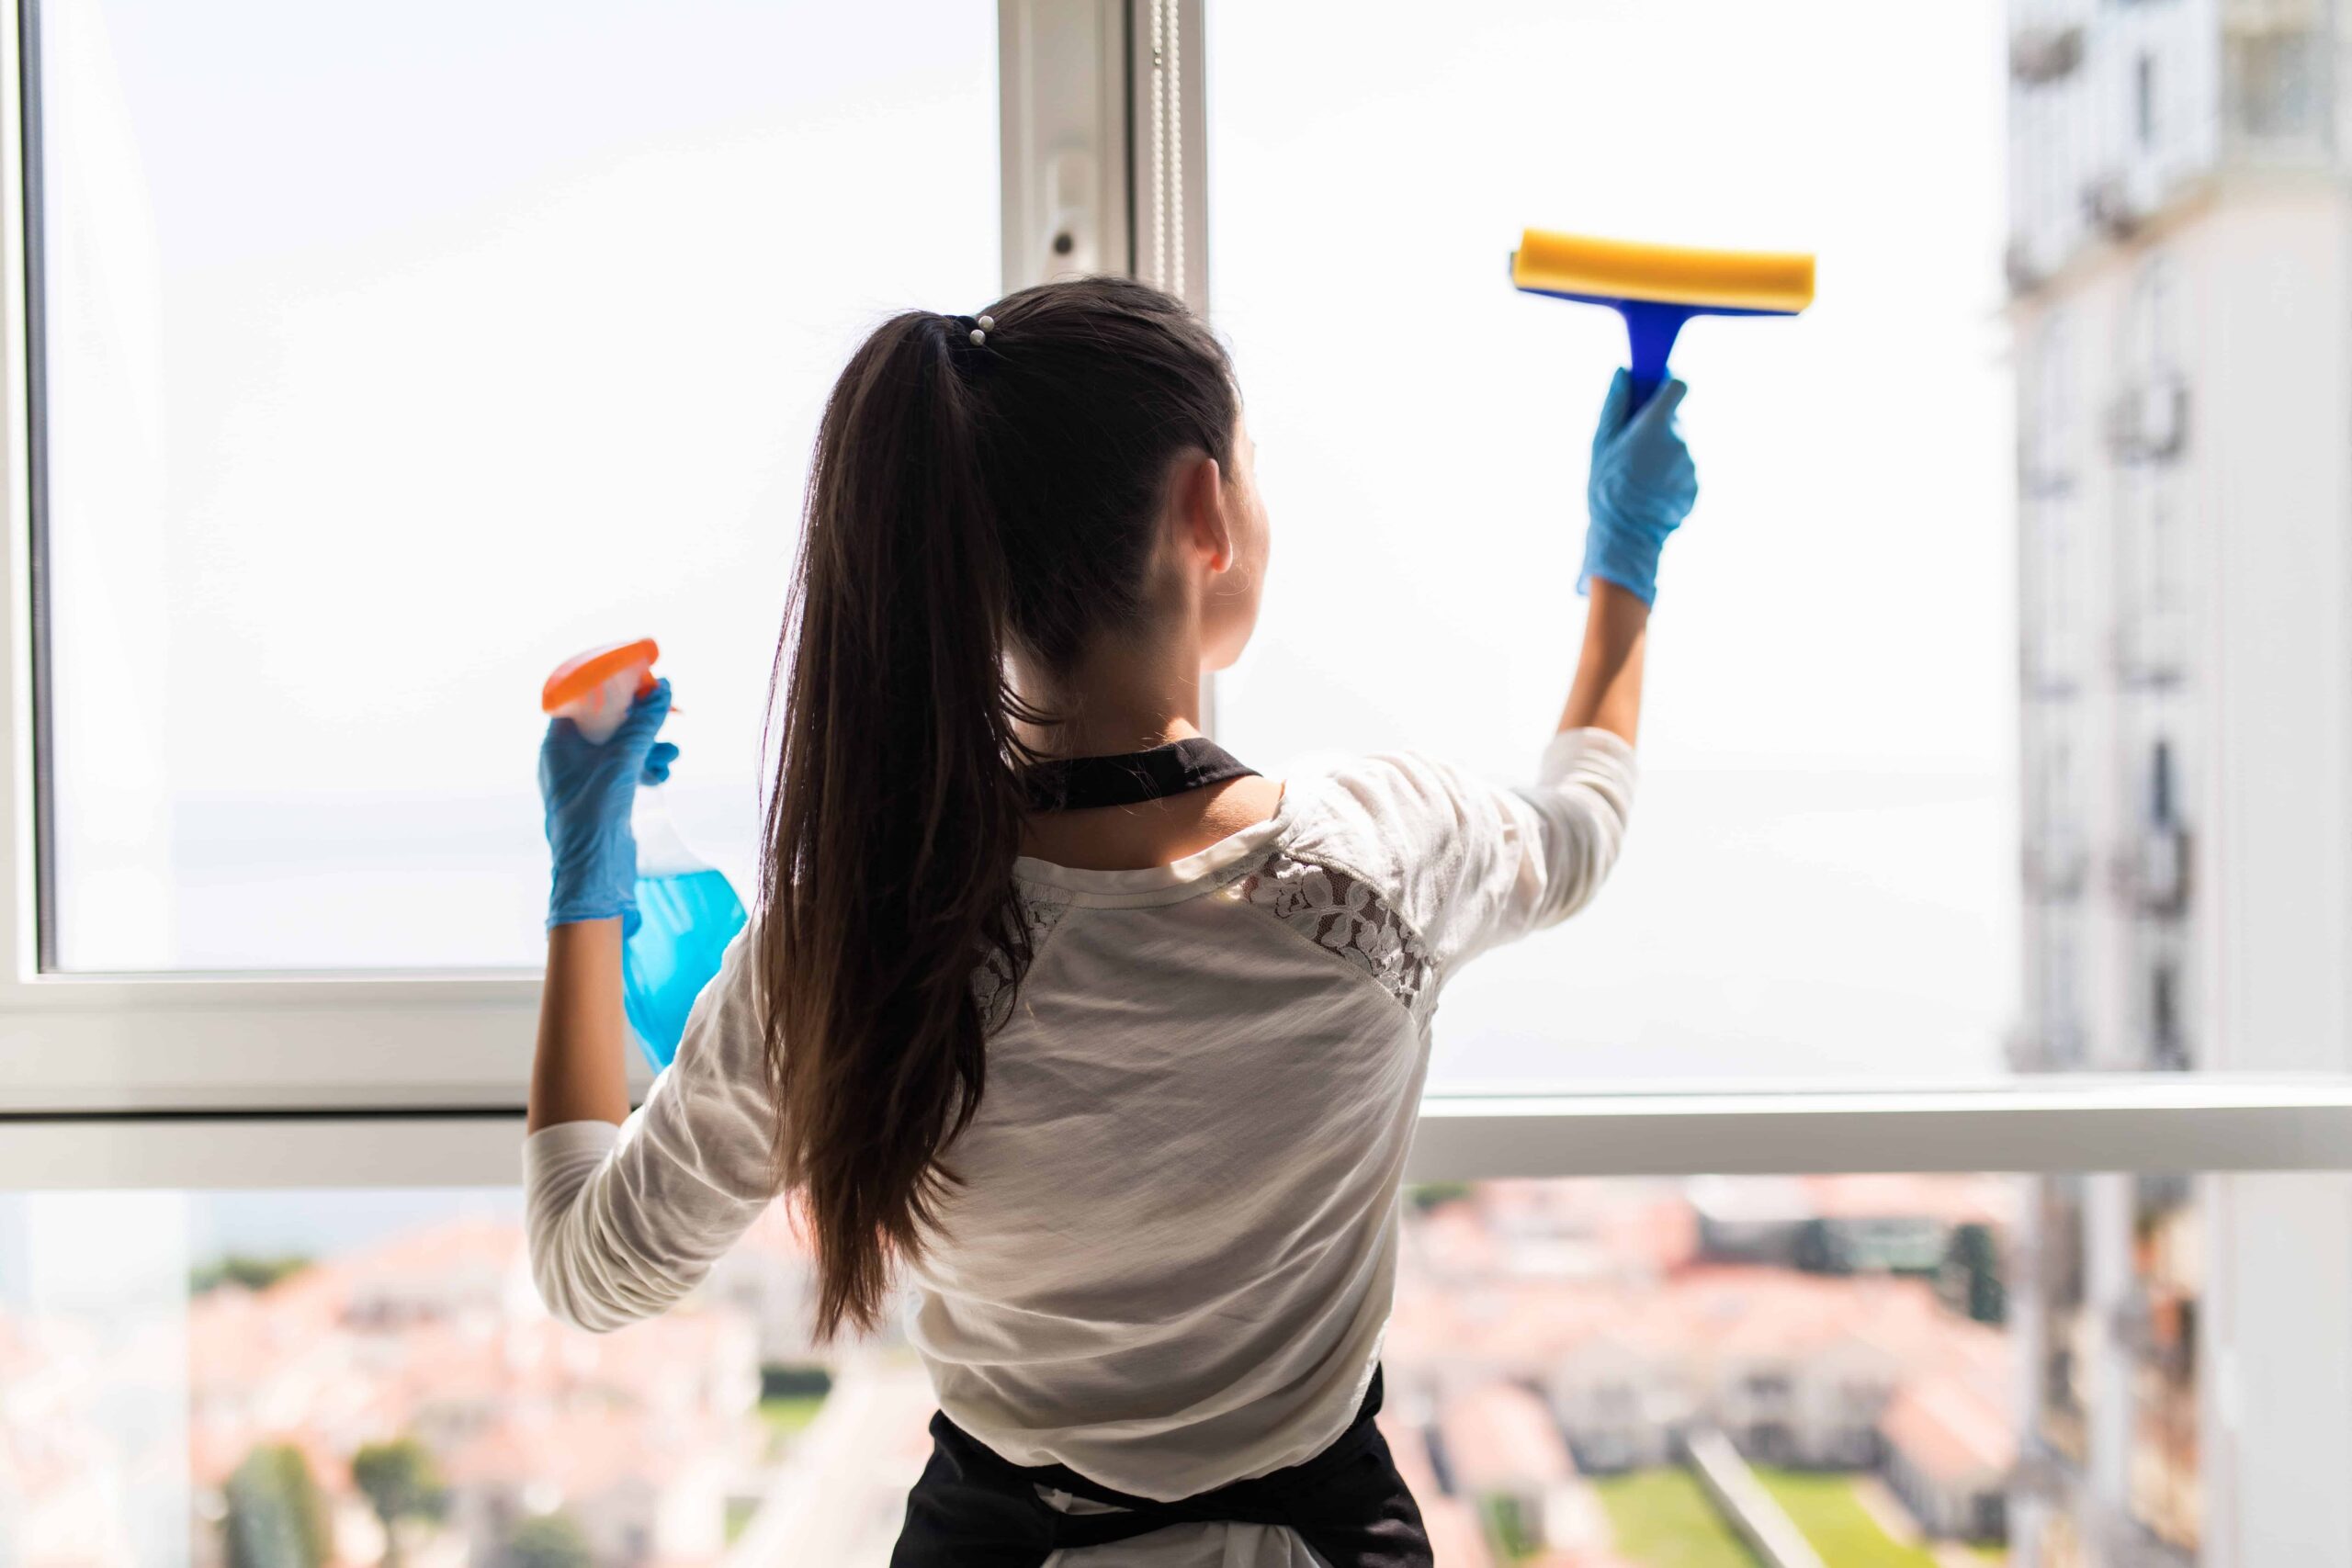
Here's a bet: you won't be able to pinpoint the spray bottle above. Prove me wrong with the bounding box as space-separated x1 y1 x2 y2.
540 638 748 1070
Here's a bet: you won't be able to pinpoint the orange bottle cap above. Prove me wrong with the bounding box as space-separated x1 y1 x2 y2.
541 637 660 715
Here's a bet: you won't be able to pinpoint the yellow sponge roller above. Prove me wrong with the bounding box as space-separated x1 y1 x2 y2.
1512 227 1815 407
1511 229 1816 314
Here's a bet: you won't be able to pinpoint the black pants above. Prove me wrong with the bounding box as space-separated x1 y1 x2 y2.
890 1368 1432 1567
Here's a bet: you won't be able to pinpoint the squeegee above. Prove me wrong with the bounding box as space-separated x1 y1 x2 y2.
1511 229 1815 409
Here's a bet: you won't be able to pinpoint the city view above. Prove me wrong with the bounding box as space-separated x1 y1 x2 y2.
1 1177 2020 1567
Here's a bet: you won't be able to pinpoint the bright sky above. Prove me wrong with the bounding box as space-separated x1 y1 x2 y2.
42 2 2019 1082
43 0 1001 968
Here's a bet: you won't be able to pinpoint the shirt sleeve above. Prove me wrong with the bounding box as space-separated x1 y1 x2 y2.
523 929 781 1333
1299 728 1637 979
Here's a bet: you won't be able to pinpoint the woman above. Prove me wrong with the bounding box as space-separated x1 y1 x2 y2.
526 275 1696 1564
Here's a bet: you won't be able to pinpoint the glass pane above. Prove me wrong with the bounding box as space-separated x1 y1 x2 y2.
1207 3 2352 1090
11 1170 2335 1565
37 1 1000 971
1206 1 2013 1085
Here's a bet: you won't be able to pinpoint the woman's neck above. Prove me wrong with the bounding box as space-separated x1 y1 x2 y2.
1011 627 1283 872
1016 630 1208 761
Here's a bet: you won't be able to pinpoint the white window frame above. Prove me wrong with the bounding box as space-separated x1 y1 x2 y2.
10 1079 2352 1190
0 0 544 1113
4 0 2352 1193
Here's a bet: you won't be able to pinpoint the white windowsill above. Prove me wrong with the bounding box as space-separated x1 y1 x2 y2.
7 1079 2352 1190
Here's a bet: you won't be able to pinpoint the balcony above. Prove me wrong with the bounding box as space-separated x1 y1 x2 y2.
2010 25 2085 87
2105 375 2190 465
2109 1289 2196 1382
2114 612 2189 689
2083 169 2154 243
2222 14 2333 162
2024 831 2091 900
2113 826 2191 918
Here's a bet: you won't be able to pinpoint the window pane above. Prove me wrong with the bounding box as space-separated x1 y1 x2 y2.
1207 1 2352 1095
37 2 999 970
1206 2 2015 1085
11 1170 2340 1565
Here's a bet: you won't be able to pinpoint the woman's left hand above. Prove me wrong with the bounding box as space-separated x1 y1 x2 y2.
1582 370 1699 604
538 679 675 933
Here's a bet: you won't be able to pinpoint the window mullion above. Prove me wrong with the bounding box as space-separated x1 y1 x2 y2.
998 0 1134 292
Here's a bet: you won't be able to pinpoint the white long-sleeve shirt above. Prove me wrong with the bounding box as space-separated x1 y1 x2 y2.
525 729 1637 1564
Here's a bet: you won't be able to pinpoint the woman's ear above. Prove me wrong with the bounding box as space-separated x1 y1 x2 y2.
1180 453 1233 573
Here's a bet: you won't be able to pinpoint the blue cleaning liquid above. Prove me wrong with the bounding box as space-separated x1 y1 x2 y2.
623 866 748 1071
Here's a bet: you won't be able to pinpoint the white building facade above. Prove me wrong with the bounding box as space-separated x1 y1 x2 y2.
2006 1 2352 1563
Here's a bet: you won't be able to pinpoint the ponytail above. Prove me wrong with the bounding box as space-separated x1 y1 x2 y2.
763 278 1237 1338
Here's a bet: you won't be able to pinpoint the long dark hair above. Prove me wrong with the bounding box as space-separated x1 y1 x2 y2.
762 276 1239 1337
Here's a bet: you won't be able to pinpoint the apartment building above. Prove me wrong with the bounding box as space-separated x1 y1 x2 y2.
2005 1 2352 1562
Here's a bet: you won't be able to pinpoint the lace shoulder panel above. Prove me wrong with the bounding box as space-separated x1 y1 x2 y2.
974 885 1077 1032
1222 850 1435 1015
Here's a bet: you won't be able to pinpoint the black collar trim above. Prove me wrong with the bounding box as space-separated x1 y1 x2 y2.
1022 737 1259 812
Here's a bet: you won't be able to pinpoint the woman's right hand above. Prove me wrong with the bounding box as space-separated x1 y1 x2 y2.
1581 369 1698 605
538 679 675 933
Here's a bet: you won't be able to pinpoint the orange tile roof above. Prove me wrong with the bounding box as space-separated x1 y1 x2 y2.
1437 1382 1577 1494
1387 1251 2016 1437
174 1213 761 1498
1418 1495 1498 1568
1377 1412 1442 1498
1880 1371 2018 1484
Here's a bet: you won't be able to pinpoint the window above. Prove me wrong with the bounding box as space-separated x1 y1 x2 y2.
2148 957 2187 1071
2226 20 2325 148
8 2 2339 1107
2147 739 2175 827
32 0 1000 973
11 5 2352 1564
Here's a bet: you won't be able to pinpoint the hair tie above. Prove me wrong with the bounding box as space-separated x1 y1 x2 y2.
951 312 996 347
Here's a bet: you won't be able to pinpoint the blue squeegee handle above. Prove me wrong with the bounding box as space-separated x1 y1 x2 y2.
1618 300 1692 413
1513 262 1791 412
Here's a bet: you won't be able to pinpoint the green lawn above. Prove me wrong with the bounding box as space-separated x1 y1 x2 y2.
1752 1471 1940 1568
1594 1470 1761 1568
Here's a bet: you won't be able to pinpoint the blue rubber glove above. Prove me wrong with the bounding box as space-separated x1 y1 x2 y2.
538 679 674 934
1580 369 1699 604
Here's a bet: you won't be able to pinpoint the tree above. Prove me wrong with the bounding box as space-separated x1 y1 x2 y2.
1478 1494 1537 1558
221 1442 333 1568
1406 1181 1474 1213
191 1254 312 1294
1940 1222 2008 1325
351 1437 450 1567
1794 1216 1848 1274
504 1512 594 1568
